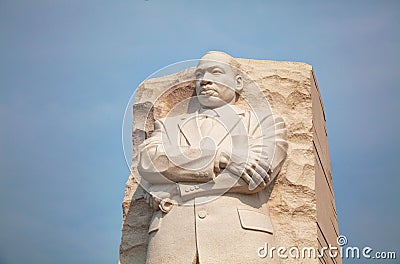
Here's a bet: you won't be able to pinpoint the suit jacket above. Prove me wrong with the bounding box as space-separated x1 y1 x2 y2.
138 104 287 264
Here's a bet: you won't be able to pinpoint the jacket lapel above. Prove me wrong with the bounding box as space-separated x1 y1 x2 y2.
177 106 247 147
210 105 247 146
177 113 202 147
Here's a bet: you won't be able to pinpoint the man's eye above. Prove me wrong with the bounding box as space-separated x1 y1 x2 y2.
195 72 203 78
212 69 223 75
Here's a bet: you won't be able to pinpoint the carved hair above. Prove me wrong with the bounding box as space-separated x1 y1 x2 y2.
203 51 242 75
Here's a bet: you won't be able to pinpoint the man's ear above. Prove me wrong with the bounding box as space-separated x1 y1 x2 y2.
235 75 243 93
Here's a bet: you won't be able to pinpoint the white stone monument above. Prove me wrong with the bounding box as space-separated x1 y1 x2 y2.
120 51 341 264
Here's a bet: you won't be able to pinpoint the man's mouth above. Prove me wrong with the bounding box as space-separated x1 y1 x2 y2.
200 87 218 96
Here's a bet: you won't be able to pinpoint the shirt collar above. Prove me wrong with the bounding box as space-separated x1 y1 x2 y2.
198 104 245 117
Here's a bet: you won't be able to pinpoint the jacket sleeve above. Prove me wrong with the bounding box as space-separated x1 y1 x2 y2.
248 112 288 184
138 119 216 184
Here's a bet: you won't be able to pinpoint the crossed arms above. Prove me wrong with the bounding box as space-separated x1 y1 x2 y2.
138 111 287 199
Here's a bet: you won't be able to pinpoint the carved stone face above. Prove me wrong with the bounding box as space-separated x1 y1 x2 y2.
195 52 243 109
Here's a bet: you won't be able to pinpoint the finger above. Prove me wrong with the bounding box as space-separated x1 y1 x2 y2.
243 172 262 192
246 167 264 190
242 171 259 191
248 159 271 180
241 172 252 184
253 164 269 180
255 160 271 183
219 155 229 169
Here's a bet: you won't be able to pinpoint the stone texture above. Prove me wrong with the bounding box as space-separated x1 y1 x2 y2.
119 58 341 264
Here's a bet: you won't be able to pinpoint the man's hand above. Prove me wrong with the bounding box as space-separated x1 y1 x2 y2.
217 148 231 171
241 158 271 191
144 184 178 212
218 150 270 191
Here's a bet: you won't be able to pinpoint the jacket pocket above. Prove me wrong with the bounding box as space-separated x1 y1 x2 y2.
148 210 162 234
237 208 274 234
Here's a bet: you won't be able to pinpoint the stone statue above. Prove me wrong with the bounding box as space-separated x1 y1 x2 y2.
136 51 288 263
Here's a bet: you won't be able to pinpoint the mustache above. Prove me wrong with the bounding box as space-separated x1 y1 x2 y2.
199 86 217 93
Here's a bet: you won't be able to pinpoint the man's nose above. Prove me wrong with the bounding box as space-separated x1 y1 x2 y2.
200 79 212 86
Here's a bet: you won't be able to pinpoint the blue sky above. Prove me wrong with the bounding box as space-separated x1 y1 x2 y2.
0 1 399 263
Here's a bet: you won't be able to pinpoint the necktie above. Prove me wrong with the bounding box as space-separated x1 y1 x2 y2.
199 111 216 137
